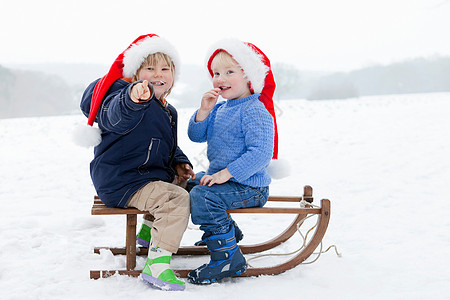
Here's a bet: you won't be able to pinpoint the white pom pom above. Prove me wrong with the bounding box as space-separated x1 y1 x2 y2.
73 124 102 148
268 159 291 179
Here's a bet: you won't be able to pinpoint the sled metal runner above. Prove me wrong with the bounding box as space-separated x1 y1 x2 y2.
90 185 331 279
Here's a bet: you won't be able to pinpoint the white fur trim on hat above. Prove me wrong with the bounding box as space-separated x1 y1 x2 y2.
73 124 102 148
122 36 180 79
206 38 269 94
267 158 291 179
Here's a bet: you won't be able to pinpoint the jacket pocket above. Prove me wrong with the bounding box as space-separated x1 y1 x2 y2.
138 138 161 175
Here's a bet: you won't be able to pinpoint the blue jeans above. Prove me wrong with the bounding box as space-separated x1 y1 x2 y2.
189 172 269 235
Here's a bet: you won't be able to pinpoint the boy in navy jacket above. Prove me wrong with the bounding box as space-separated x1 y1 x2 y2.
80 34 194 291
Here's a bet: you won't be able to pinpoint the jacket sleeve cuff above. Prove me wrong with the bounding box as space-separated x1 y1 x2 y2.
227 162 248 182
125 80 155 110
188 110 209 142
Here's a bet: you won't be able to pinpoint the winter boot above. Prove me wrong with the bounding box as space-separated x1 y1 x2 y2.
194 220 244 246
136 219 153 247
141 246 185 291
188 224 247 284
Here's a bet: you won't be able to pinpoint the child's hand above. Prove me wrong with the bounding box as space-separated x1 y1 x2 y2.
200 168 232 187
130 80 152 103
175 163 196 183
201 88 221 110
195 88 221 122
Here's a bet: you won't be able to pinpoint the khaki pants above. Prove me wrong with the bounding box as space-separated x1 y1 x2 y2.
127 181 190 253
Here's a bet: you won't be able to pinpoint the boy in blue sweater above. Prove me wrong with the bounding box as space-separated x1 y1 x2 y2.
187 39 279 284
79 34 194 291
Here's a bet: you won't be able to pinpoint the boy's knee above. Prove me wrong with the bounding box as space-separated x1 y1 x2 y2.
190 185 203 199
179 189 190 207
189 186 207 214
170 184 190 208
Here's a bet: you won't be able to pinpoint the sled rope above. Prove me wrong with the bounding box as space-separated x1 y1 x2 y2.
246 200 341 268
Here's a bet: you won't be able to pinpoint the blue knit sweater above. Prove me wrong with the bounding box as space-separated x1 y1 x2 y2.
188 94 274 187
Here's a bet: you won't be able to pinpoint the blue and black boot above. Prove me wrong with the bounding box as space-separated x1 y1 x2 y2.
188 224 247 284
194 220 243 246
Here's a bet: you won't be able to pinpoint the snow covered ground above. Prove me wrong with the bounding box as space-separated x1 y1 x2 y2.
1 92 449 299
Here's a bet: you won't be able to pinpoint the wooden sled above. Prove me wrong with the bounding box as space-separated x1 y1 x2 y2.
90 185 330 279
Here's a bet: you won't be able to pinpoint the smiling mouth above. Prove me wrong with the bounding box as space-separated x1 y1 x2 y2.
219 86 231 90
151 81 165 86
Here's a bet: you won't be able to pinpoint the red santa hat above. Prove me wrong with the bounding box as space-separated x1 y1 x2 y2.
206 39 279 159
75 34 180 147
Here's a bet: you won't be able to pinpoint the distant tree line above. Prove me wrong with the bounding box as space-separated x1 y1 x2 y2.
1 56 449 118
0 65 76 118
273 55 450 100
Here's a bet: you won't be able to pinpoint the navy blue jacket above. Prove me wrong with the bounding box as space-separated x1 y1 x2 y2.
81 79 191 208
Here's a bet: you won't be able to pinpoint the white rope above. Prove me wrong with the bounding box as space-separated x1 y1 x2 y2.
246 201 341 268
188 199 342 267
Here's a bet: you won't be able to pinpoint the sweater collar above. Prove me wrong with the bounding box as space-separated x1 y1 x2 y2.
225 93 260 107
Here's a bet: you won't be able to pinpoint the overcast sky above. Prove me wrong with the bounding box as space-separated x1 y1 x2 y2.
1 0 449 71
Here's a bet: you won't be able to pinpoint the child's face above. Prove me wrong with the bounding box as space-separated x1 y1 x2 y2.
137 60 174 100
211 57 251 100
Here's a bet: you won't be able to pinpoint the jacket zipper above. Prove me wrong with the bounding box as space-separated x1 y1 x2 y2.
142 139 154 166
138 138 159 174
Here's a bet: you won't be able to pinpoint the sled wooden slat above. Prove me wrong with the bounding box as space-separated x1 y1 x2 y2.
91 195 307 215
90 185 331 279
228 207 321 214
92 206 145 215
92 205 320 215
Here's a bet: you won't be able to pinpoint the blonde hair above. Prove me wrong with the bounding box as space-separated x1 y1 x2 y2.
133 52 175 101
211 51 240 69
